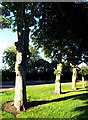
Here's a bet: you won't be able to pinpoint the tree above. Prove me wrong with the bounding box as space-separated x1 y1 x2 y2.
79 66 88 88
63 3 88 90
31 3 76 94
1 2 38 111
2 45 16 72
65 41 84 90
32 2 88 93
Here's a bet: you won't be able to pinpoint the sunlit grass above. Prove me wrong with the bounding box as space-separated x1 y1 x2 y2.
2 82 88 119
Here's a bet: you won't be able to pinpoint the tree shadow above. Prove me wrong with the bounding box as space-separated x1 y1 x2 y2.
2 90 88 118
66 85 88 93
77 89 88 92
25 93 88 111
72 103 88 119
24 93 88 119
51 91 69 95
77 85 88 89
72 94 88 119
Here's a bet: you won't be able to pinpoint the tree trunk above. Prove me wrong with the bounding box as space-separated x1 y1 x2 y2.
82 76 85 88
72 65 77 90
14 3 37 111
55 49 62 95
14 3 27 111
55 63 62 94
14 50 27 111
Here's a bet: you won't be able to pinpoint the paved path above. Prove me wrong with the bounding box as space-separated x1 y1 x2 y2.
0 83 55 93
0 80 88 93
0 80 55 92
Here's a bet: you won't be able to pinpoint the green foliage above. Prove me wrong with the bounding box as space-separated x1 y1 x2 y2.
2 45 16 72
64 3 88 65
62 62 72 73
2 70 15 81
2 45 40 72
1 3 38 31
79 66 88 76
2 45 54 80
1 3 17 30
54 69 58 75
32 3 88 64
55 79 60 83
32 3 72 61
61 64 64 69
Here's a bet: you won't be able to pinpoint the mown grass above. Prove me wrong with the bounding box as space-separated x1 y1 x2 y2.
1 82 88 119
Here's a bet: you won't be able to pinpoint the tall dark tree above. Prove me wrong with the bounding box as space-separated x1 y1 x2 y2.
63 3 88 90
32 3 73 94
32 2 88 92
1 2 38 111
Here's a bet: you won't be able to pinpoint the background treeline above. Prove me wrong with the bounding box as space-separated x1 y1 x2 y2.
1 45 74 81
2 45 88 82
2 67 88 82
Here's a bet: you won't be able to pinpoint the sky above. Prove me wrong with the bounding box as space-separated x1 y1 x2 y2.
0 28 50 69
0 29 17 69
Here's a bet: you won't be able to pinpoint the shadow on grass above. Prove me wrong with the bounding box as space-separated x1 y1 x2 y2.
72 104 88 119
66 85 88 93
72 95 88 119
2 87 88 118
77 85 88 89
25 93 88 111
24 93 88 119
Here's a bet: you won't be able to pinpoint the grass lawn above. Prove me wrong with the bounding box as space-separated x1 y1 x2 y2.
1 82 88 119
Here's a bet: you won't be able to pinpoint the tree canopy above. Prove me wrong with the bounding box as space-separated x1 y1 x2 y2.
32 3 71 61
1 2 38 30
31 2 88 92
79 66 88 77
31 3 88 65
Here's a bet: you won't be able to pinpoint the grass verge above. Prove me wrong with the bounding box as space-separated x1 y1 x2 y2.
1 82 88 119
